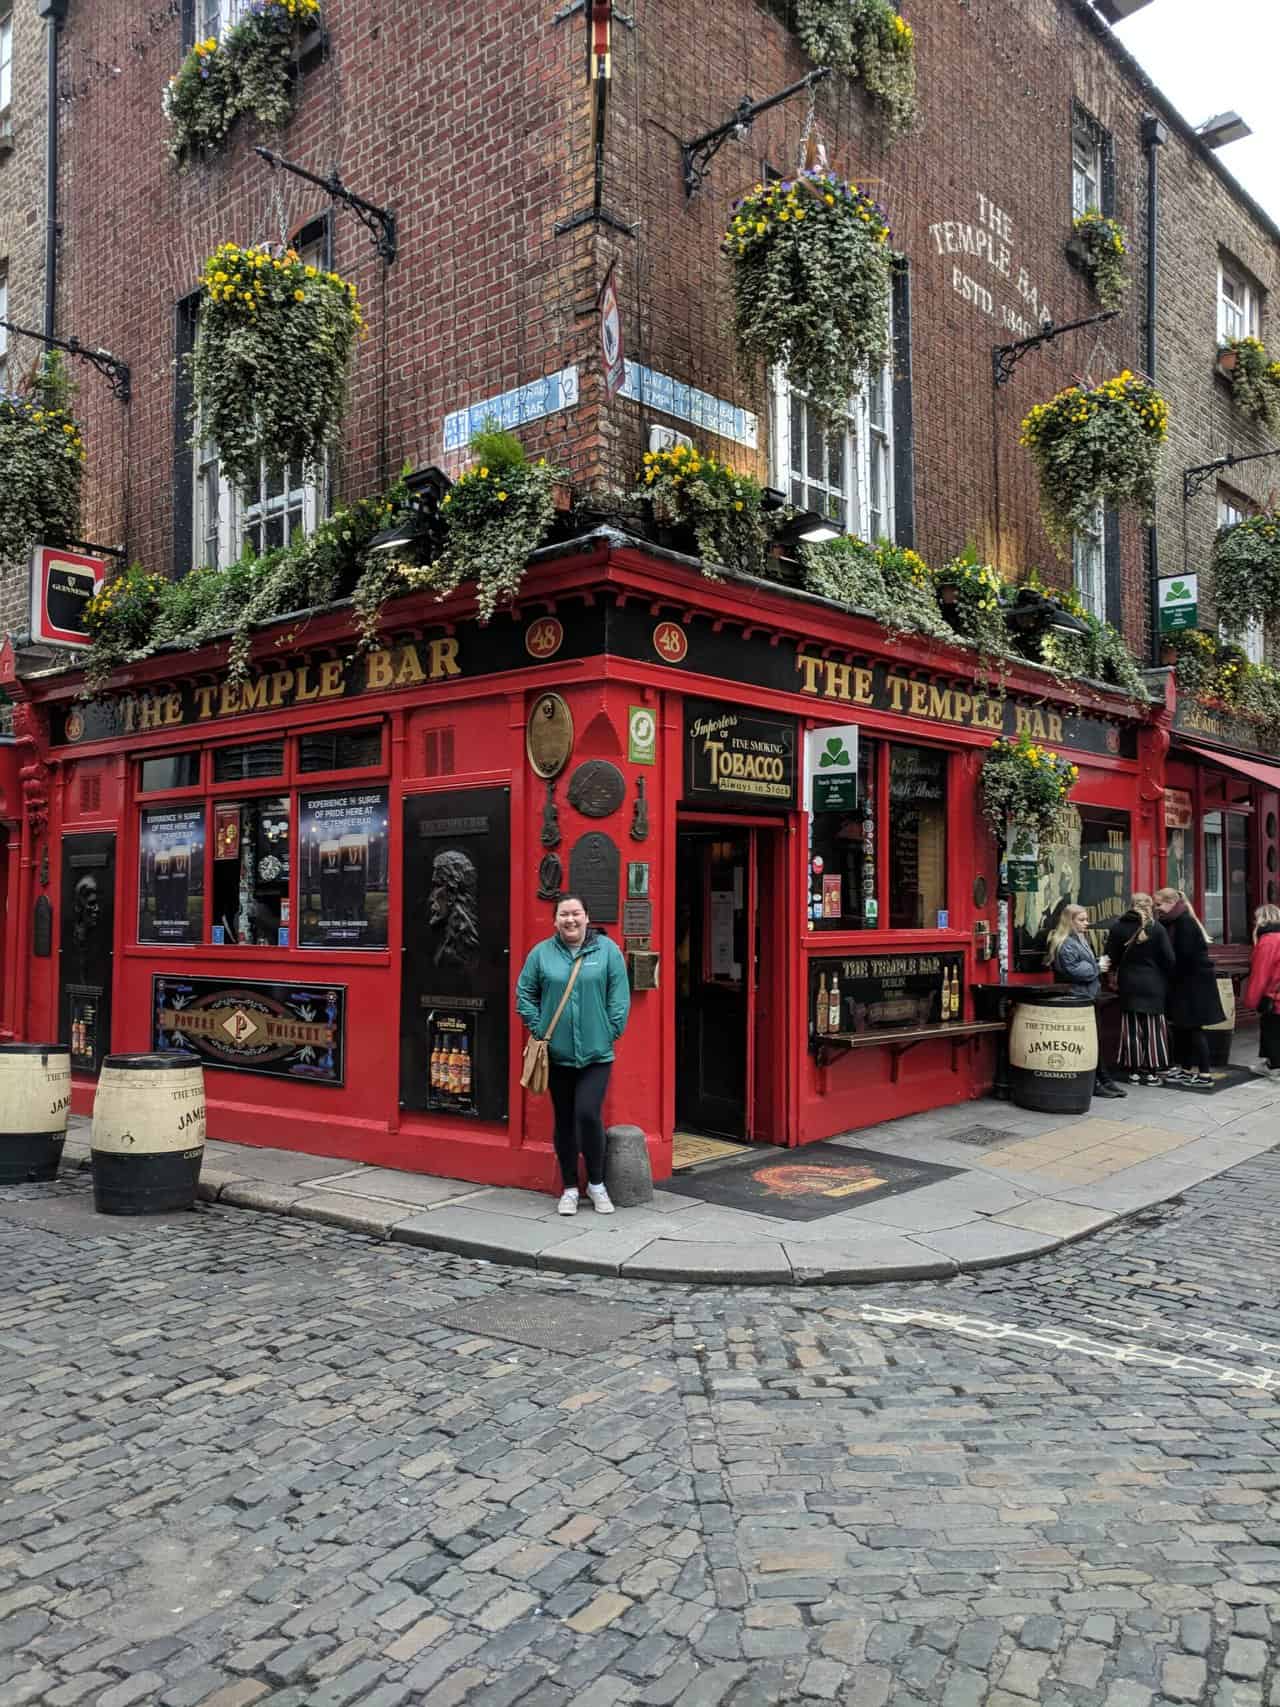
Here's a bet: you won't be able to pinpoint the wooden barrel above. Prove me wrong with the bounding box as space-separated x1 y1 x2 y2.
1205 978 1235 1068
1008 995 1098 1114
0 1044 72 1185
91 1053 205 1215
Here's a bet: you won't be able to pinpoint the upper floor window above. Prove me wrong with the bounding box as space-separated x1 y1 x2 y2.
1072 105 1113 219
0 12 13 117
187 0 243 47
1218 257 1259 344
770 361 894 543
1072 503 1106 620
1217 489 1264 664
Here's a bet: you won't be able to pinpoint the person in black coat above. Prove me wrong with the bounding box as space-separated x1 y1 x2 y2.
1104 893 1175 1084
1153 887 1225 1087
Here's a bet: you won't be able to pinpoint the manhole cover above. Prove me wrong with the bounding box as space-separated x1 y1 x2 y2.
430 1289 652 1354
947 1125 1021 1148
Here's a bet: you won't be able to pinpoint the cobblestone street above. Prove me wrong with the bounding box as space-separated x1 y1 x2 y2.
3 1148 1279 1707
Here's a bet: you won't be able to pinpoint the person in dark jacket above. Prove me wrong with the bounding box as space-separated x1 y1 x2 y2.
1045 904 1125 1098
1153 887 1224 1087
515 893 631 1215
1104 892 1175 1085
1244 904 1280 1078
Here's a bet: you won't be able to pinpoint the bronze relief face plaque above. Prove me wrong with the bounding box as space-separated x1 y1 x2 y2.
569 832 619 921
567 759 626 819
526 694 574 779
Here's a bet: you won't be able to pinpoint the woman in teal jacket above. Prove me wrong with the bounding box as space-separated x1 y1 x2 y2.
515 893 631 1215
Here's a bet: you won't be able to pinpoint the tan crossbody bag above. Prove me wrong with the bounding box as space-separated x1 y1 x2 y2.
520 954 584 1096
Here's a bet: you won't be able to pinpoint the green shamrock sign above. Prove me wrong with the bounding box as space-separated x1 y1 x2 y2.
819 736 852 769
1165 580 1191 603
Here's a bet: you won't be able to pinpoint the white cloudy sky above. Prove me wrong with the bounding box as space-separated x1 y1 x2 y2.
1111 0 1280 225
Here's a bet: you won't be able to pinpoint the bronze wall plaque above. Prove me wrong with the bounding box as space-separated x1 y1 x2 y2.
569 832 619 922
526 694 574 779
567 759 625 819
623 898 652 937
537 852 564 901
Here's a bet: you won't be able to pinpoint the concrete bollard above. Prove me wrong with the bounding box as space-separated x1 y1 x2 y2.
604 1124 653 1207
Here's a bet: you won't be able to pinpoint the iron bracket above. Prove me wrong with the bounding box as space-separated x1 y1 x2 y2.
254 147 397 264
992 307 1119 387
0 318 130 402
1182 445 1280 503
680 67 831 197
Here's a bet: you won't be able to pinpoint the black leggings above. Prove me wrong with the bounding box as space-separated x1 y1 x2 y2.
548 1060 611 1190
1171 1026 1210 1073
1263 1011 1280 1069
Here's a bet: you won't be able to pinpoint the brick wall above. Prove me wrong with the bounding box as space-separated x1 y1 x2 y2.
41 0 1280 667
0 1 52 630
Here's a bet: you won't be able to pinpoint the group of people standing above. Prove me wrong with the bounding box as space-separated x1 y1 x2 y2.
1048 886 1280 1095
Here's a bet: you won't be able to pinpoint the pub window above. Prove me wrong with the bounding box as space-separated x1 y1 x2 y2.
1218 256 1258 345
1202 808 1253 944
298 724 383 773
298 786 390 948
771 359 894 541
1071 104 1113 219
212 739 285 783
1012 804 1131 972
1072 503 1106 620
211 795 291 945
888 745 947 929
1165 788 1196 902
809 740 878 932
139 750 201 792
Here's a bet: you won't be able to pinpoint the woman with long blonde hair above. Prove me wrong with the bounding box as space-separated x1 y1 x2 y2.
1045 903 1126 1098
1104 892 1174 1084
1245 903 1280 1078
1153 887 1225 1087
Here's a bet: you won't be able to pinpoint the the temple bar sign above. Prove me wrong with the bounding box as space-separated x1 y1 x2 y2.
30 545 108 649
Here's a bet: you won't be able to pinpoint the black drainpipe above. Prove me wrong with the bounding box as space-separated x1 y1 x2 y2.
38 0 70 344
1142 112 1168 662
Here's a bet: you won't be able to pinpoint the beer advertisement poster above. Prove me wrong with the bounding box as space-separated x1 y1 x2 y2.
299 787 390 948
138 806 206 944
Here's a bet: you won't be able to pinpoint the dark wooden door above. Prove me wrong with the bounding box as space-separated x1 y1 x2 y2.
676 829 749 1138
59 831 116 1073
400 788 510 1122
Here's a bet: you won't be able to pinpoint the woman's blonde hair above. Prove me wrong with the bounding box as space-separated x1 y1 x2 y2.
1045 903 1089 968
1254 903 1280 941
1126 892 1154 943
1154 886 1211 941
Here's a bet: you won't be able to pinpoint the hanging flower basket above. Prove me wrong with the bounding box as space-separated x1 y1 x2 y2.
635 443 772 577
725 169 893 422
794 0 917 138
392 428 560 625
980 730 1078 846
1019 370 1168 550
1218 337 1280 430
0 359 85 571
164 0 321 170
1068 210 1130 311
191 241 362 497
1211 512 1280 633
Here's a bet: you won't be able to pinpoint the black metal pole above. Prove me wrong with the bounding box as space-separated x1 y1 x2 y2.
42 5 67 345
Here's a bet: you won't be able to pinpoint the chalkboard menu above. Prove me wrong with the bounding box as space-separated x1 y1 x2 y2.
809 951 965 1038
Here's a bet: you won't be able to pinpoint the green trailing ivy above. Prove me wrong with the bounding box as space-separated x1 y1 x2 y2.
192 241 362 497
1220 336 1280 431
794 0 916 138
395 428 560 625
0 354 85 571
1211 511 1280 635
724 169 893 421
1037 612 1150 701
636 443 772 577
1166 629 1280 746
935 549 1012 661
1020 370 1168 550
163 0 320 171
1070 209 1130 311
801 535 953 640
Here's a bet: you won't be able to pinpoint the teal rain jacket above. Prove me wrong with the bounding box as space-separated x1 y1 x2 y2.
515 929 631 1067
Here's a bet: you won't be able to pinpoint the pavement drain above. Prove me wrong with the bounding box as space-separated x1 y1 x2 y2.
429 1288 657 1353
939 1124 1022 1147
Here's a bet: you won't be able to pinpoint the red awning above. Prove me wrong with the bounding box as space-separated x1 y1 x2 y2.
1178 740 1280 791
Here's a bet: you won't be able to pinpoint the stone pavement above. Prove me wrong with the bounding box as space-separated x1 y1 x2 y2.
57 1035 1280 1285
2 1141 1279 1707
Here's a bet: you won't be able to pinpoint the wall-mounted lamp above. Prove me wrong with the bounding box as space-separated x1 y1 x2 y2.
368 467 452 554
1003 589 1090 640
1196 112 1252 150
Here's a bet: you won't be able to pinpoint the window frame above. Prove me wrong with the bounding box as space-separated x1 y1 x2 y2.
1218 256 1259 345
0 11 13 119
130 721 389 952
1071 103 1114 220
1072 502 1107 620
770 356 895 543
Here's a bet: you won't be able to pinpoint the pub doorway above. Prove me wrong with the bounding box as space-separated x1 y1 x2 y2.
674 821 786 1143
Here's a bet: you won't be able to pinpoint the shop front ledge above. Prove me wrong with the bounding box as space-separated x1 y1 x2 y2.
811 1018 1005 1071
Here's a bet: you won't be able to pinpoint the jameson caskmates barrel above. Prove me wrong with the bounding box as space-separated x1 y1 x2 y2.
1008 994 1098 1114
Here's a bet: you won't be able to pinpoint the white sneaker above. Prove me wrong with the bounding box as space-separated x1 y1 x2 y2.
557 1189 580 1216
586 1183 615 1214
1249 1060 1273 1078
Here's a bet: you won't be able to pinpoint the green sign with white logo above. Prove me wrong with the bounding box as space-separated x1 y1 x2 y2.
805 723 859 813
1158 574 1198 635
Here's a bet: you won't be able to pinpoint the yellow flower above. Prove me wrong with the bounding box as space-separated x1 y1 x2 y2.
497 491 509 502
294 290 305 301
479 466 489 478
